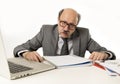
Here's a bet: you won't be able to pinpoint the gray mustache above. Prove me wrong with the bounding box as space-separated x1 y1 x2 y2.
63 30 69 33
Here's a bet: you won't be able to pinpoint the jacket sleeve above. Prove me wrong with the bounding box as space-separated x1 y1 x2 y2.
13 25 45 57
86 30 116 60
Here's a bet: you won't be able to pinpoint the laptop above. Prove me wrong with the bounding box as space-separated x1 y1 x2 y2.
0 29 56 80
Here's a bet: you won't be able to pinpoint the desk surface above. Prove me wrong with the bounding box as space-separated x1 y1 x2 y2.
0 66 120 84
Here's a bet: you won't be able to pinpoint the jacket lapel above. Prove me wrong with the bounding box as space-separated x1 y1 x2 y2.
72 29 81 56
51 25 59 55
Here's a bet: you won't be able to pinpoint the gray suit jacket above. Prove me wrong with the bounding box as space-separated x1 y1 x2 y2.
14 24 116 60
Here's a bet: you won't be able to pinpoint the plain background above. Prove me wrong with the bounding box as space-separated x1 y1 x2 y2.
0 0 120 59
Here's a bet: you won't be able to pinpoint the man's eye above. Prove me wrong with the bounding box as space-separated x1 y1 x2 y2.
63 21 67 24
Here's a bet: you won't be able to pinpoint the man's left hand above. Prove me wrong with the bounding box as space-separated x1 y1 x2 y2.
89 51 109 61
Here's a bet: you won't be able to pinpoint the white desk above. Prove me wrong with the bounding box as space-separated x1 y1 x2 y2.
0 66 120 84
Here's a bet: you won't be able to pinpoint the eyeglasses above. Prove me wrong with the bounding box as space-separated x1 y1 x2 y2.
59 20 76 29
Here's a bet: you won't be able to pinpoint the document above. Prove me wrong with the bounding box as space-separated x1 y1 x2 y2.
95 60 120 76
44 55 120 76
44 55 92 67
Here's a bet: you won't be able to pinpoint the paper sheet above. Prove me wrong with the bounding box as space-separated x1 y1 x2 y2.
44 55 92 67
99 59 120 76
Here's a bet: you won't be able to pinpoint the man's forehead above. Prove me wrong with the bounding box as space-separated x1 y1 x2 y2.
60 9 78 23
62 9 77 16
63 8 77 13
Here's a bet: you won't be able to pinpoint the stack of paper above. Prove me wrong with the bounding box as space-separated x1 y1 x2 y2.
44 55 92 67
44 55 120 76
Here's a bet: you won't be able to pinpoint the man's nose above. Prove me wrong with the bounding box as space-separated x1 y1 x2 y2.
64 25 69 31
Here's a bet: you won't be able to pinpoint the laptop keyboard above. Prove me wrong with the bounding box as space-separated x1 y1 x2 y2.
8 61 32 74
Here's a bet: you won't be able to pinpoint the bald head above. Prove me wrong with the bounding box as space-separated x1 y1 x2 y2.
57 8 81 38
58 8 80 25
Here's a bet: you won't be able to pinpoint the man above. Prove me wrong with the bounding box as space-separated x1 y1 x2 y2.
14 8 116 62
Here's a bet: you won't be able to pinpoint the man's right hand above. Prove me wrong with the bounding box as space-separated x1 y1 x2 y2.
22 51 44 62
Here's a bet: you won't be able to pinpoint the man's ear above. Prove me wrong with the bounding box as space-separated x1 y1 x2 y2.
77 13 81 25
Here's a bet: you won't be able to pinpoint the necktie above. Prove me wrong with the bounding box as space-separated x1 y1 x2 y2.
60 38 69 55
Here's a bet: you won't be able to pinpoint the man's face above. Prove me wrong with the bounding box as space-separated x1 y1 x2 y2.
58 10 78 38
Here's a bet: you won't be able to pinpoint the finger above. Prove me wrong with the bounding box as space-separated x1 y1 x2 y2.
96 53 102 60
92 52 98 61
37 56 44 62
33 52 44 62
96 55 100 60
89 52 95 59
29 55 35 61
29 53 41 62
26 52 37 61
32 55 40 62
92 56 97 61
89 54 94 59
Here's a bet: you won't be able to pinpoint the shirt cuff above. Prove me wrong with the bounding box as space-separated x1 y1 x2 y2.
18 50 29 57
105 51 113 59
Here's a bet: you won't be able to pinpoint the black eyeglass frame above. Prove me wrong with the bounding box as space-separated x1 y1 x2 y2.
59 20 76 29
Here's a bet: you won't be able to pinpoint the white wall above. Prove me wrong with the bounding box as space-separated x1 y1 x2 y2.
0 0 120 58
